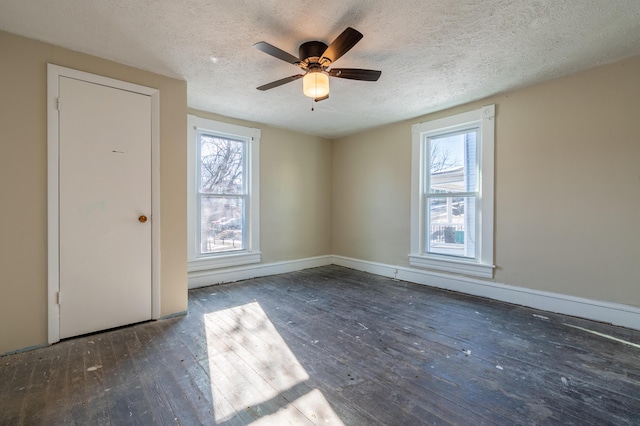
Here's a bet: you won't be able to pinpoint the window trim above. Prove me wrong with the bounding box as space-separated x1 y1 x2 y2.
187 115 261 271
410 105 495 278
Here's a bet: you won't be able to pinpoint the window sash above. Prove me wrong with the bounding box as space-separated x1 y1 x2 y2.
425 127 479 194
196 130 247 196
197 194 247 256
423 127 480 260
424 194 478 259
194 128 249 258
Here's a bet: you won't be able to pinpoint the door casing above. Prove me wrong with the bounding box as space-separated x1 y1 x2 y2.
47 64 161 344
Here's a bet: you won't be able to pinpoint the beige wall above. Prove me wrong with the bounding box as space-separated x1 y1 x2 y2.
0 31 188 355
332 121 412 267
187 110 333 264
333 55 640 308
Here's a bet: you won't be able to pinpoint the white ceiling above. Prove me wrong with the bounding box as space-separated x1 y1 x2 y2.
2 1 640 139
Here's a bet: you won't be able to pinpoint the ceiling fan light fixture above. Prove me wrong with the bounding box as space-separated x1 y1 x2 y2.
303 71 330 98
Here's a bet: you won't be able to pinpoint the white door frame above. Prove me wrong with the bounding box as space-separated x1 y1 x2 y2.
47 64 161 344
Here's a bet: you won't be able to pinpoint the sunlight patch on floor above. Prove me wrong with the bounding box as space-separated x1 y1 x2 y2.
204 301 344 425
250 389 344 425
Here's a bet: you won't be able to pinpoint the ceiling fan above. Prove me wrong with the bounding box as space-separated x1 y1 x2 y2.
254 27 381 102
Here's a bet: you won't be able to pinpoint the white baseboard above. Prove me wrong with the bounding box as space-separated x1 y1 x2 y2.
187 253 640 331
188 255 333 289
333 255 640 331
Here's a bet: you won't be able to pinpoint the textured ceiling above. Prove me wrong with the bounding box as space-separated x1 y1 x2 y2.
1 1 640 138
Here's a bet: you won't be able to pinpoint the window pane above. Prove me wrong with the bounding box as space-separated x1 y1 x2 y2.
426 196 475 258
429 129 477 193
200 196 244 254
199 133 244 194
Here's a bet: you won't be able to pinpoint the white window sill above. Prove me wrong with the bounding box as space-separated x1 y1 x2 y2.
409 254 494 279
188 251 262 272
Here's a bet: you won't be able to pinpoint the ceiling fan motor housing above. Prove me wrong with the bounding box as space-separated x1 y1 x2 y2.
299 41 329 63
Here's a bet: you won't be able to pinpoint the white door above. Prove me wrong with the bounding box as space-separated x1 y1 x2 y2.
58 76 152 339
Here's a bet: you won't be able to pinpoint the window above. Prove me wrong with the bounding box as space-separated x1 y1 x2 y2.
410 105 495 278
188 115 260 270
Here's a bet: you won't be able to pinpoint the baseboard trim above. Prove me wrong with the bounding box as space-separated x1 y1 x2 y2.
187 253 640 331
159 310 188 320
332 255 640 331
188 255 333 289
1 343 49 358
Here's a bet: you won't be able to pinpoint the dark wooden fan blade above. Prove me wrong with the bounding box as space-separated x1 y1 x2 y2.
328 68 382 81
256 74 304 91
321 27 363 64
254 42 300 64
314 94 329 102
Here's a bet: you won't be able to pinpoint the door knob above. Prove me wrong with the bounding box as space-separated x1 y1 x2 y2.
138 215 148 223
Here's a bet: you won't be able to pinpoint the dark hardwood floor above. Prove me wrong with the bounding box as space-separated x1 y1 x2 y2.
1 265 639 425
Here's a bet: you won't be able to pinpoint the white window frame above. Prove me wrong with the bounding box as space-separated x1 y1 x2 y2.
410 105 495 278
187 115 261 271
